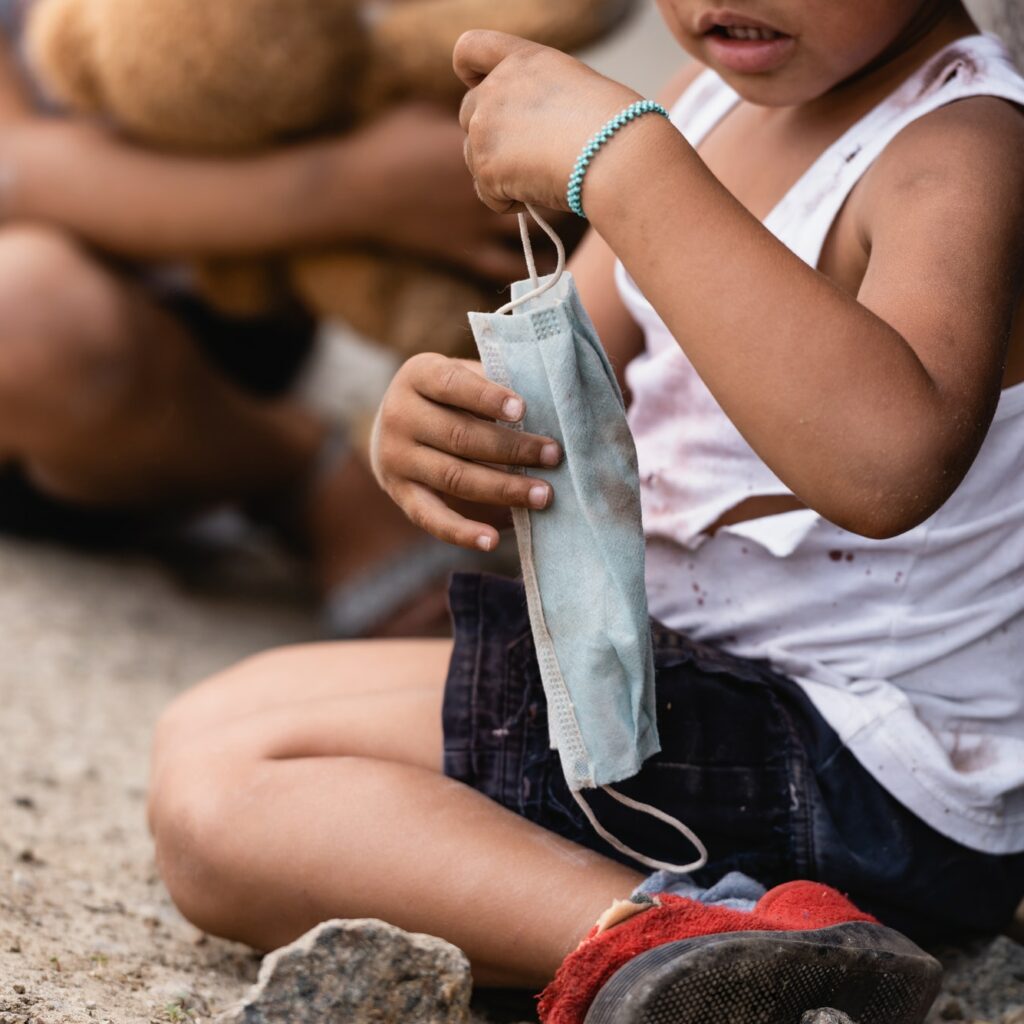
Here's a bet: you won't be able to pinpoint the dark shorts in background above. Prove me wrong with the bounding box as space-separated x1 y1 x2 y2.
442 572 1024 945
0 296 315 547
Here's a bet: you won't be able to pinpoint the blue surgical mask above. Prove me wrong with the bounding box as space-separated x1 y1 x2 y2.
469 207 706 873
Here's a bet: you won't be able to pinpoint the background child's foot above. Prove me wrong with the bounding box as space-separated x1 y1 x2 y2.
309 442 463 637
246 426 464 636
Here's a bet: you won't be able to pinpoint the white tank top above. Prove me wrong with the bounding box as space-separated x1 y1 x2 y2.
617 34 1024 854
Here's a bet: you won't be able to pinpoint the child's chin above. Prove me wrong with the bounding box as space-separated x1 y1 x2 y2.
710 68 831 109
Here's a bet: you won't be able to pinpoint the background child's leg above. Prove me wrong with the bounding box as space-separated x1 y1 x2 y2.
0 225 321 509
0 224 454 621
149 639 644 988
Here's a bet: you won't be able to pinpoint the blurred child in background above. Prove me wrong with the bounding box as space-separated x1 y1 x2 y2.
0 0 525 634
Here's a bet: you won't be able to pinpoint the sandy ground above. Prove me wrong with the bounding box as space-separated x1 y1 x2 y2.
0 536 319 1024
0 533 545 1024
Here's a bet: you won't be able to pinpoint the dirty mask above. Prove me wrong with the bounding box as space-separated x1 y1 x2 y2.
468 206 707 873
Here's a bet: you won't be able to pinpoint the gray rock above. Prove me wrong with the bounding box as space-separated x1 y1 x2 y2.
801 1011 858 1024
218 919 472 1024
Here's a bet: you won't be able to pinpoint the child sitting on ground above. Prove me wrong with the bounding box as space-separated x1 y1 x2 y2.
149 1 1024 1020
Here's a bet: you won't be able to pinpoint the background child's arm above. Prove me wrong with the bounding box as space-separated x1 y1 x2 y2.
457 32 1024 539
0 97 522 279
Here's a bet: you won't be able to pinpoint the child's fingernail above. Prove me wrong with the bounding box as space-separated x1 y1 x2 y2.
476 534 495 552
529 484 550 509
502 397 524 421
540 443 561 467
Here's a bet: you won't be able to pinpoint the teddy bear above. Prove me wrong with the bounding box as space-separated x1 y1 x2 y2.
24 0 637 358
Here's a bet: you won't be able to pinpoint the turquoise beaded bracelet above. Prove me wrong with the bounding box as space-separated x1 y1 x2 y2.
567 99 670 219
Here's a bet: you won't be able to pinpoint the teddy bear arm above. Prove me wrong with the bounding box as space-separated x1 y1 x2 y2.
363 0 639 108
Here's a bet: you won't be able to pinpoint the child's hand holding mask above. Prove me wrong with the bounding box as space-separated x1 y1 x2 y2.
371 353 563 552
455 31 642 213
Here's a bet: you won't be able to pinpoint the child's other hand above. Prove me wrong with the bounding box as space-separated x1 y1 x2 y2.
371 354 562 551
455 31 640 213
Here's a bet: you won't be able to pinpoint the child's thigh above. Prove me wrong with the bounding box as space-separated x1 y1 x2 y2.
154 639 453 774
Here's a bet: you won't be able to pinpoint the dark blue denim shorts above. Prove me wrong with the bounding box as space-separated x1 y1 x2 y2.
442 573 1024 945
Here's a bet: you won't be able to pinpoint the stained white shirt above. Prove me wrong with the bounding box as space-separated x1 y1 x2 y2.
618 34 1024 854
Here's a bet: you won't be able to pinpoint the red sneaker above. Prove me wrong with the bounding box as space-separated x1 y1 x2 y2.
539 881 941 1024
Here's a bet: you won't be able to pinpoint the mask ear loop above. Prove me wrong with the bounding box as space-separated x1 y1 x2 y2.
495 203 566 315
519 212 540 290
572 788 709 874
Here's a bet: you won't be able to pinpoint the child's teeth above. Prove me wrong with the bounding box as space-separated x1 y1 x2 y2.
724 26 778 40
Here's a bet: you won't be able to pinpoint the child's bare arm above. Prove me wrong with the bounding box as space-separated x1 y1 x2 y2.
570 62 703 387
587 98 1024 538
0 103 522 278
457 32 1024 539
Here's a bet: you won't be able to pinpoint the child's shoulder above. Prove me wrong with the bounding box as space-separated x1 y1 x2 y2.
856 93 1024 242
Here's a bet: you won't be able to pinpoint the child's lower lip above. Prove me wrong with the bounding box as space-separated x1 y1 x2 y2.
703 32 796 74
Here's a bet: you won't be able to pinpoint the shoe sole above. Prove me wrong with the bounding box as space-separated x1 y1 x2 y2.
583 921 942 1024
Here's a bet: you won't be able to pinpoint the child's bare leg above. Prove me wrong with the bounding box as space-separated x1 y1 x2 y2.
0 225 321 508
149 640 643 988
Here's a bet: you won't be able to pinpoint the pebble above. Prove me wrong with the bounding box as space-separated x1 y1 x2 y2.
218 918 472 1024
802 1012 857 1024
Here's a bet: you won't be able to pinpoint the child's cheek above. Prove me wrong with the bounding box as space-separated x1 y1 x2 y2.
654 0 701 56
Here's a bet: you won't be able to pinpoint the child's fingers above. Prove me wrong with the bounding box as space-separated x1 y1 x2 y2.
453 30 536 89
407 448 553 510
407 353 524 422
413 408 561 469
396 480 501 552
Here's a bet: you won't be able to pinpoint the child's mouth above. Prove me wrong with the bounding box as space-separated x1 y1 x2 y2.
702 19 796 74
709 25 783 42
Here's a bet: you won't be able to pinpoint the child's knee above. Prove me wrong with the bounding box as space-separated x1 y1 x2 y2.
151 649 293 769
148 747 246 937
150 683 208 778
0 226 137 411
